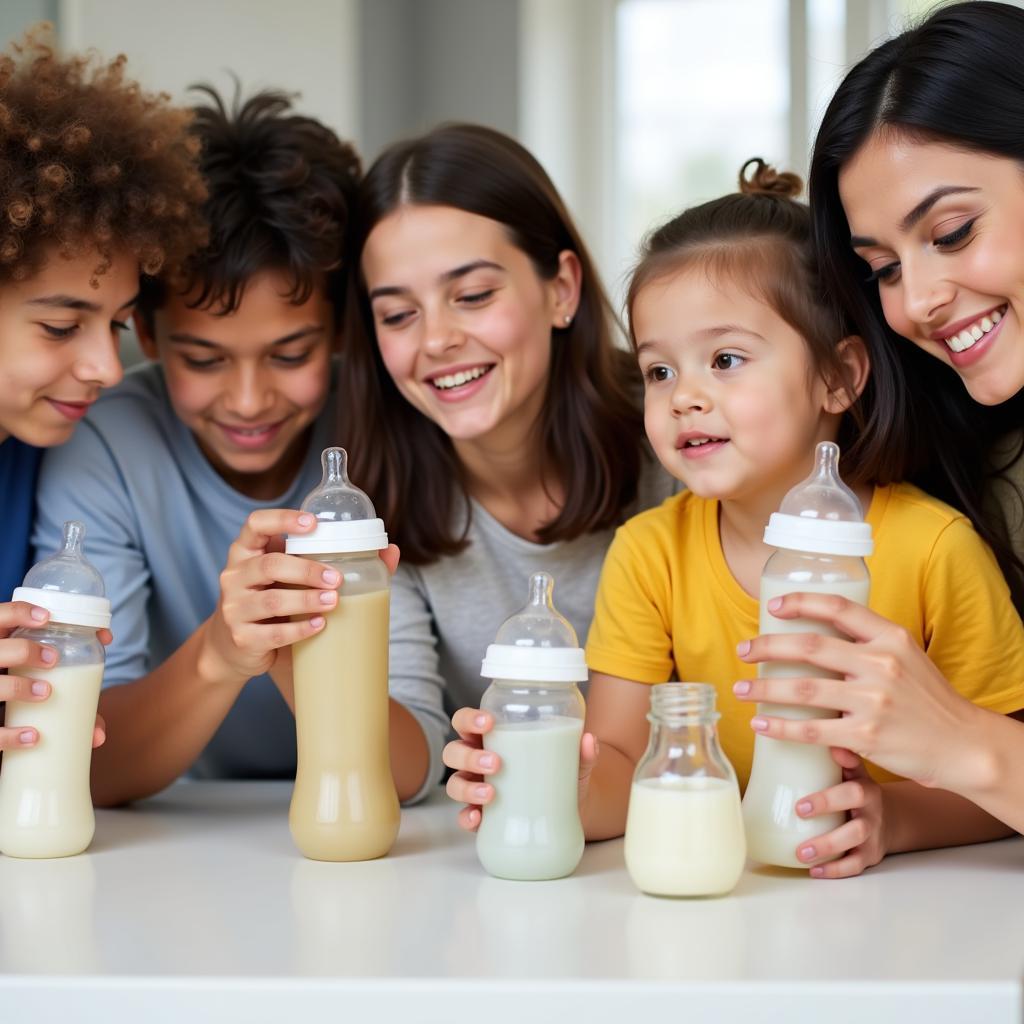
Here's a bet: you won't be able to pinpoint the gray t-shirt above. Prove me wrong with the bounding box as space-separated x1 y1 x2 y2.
32 362 448 785
390 458 678 790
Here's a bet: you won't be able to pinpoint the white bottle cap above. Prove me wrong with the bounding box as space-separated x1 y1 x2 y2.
480 572 589 683
13 521 112 629
285 447 388 555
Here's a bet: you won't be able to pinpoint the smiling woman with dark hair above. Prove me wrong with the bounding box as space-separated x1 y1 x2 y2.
734 1 1024 834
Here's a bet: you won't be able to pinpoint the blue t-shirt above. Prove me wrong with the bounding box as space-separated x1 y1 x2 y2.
0 437 42 601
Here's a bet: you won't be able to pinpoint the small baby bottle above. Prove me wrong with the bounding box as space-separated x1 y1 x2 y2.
285 447 399 862
742 441 873 868
476 572 587 881
0 522 111 858
624 683 745 897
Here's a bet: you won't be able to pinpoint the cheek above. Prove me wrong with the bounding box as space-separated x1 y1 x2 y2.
162 367 217 421
376 334 416 382
280 365 331 415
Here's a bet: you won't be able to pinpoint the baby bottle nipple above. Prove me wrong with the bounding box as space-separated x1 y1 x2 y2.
481 572 588 682
13 521 111 628
286 447 388 555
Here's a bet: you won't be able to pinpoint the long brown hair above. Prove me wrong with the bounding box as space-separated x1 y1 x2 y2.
626 158 875 485
339 123 644 565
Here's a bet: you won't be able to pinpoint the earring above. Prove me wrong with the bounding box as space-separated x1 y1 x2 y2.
563 314 572 326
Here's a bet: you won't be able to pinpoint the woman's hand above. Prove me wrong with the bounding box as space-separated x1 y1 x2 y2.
792 749 886 879
0 601 107 750
443 708 598 832
733 592 973 789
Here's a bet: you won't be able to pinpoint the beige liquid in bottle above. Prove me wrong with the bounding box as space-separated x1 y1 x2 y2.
290 588 399 861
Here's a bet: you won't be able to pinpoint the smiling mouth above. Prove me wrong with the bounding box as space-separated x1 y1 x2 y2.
941 305 1006 354
679 436 727 448
428 365 494 390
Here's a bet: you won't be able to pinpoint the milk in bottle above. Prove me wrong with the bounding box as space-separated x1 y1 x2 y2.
742 441 872 868
476 572 587 881
625 683 745 897
0 522 112 858
286 448 399 862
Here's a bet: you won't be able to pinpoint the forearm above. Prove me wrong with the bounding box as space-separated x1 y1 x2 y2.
580 741 636 841
389 699 430 802
91 620 247 806
883 777 1017 855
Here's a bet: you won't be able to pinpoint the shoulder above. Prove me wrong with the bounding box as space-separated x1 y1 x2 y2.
616 489 698 554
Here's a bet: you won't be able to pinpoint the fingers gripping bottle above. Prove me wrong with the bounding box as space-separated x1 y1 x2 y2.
477 572 587 881
0 522 111 858
285 447 399 862
741 441 873 868
625 683 745 897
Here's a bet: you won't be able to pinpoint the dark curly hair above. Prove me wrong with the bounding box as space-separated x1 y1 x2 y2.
0 26 208 286
138 83 362 325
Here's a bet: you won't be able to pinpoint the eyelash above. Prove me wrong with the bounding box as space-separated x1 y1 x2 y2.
378 289 497 329
183 351 313 371
41 320 131 339
713 352 744 371
866 218 978 284
644 365 673 384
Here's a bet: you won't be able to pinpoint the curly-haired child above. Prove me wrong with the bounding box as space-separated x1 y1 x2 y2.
0 27 206 753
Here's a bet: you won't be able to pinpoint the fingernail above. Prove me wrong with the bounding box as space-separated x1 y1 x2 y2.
319 590 337 605
733 680 751 696
298 513 315 528
479 753 495 770
474 785 490 801
736 640 751 657
796 800 813 816
474 714 487 729
40 647 57 665
751 716 767 731
29 606 47 622
309 616 325 629
322 569 340 585
810 866 824 878
799 844 816 861
30 681 49 697
768 597 783 612
19 730 36 745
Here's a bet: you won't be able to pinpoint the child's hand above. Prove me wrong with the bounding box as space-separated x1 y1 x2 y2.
443 709 599 832
0 601 108 751
792 748 886 879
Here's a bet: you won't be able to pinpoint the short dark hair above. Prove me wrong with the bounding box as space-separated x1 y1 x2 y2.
0 26 207 286
137 84 361 327
339 123 645 565
809 0 1024 609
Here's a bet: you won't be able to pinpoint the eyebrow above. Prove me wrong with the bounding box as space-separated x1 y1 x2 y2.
367 259 505 301
850 185 980 247
25 291 140 314
167 325 325 350
636 325 765 356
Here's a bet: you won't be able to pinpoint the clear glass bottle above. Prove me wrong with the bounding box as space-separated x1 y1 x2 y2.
0 521 111 858
624 683 745 897
742 441 873 868
476 572 587 881
285 448 399 862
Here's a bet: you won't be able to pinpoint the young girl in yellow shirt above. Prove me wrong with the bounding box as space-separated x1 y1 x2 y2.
444 160 1024 878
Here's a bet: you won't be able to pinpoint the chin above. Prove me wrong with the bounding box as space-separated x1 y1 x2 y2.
963 375 1022 407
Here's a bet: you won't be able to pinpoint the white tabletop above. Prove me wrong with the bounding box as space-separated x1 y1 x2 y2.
1 780 1022 1023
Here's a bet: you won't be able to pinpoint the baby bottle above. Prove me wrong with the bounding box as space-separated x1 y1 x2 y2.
742 441 873 868
476 572 587 881
285 447 399 862
624 683 745 897
0 521 111 859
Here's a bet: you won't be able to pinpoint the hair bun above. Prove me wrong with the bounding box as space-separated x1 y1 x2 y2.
738 157 803 199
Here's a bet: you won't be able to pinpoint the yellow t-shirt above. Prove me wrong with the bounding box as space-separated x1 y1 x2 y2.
585 483 1024 789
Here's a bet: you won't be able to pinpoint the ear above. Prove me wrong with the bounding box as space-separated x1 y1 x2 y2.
133 310 160 362
823 335 870 414
549 249 583 329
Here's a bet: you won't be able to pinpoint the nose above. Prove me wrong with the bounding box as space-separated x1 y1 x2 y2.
422 304 465 358
669 371 710 415
901 257 954 326
223 363 274 419
73 327 124 390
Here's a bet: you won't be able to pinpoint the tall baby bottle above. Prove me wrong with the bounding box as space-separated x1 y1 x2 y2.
0 522 111 858
742 441 873 868
476 572 587 881
625 683 745 897
285 447 399 862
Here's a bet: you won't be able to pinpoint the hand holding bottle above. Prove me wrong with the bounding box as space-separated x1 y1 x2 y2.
789 748 886 879
443 707 599 832
0 600 107 751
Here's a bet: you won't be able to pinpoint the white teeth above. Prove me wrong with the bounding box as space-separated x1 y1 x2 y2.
685 437 721 447
944 307 1006 354
432 366 489 390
